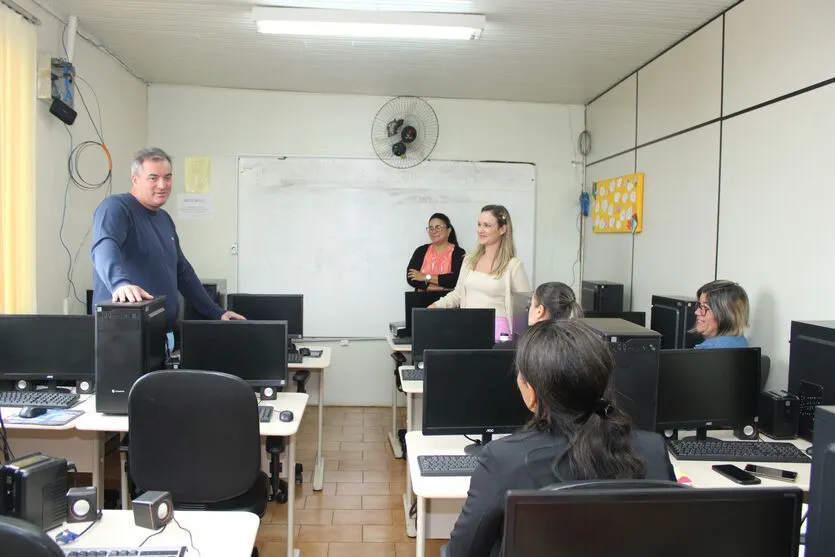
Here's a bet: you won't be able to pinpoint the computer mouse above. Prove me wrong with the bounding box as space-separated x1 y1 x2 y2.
299 347 311 357
279 410 294 422
19 406 47 419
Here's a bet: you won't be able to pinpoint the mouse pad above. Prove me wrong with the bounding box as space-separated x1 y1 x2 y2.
4 409 84 426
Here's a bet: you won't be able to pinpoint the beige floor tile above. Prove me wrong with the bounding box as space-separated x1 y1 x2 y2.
364 471 406 483
257 524 300 542
328 542 396 557
332 509 393 525
363 525 413 543
337 483 391 496
268 508 333 525
339 459 389 472
297 524 363 543
362 495 403 510
304 495 363 510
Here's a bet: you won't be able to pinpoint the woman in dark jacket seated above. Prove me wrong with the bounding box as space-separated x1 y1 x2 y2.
447 320 676 557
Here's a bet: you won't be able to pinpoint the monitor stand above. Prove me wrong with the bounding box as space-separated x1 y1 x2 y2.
680 427 723 443
464 433 493 456
41 380 71 393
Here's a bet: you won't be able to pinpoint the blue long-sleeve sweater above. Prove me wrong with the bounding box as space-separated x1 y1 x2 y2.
90 193 223 328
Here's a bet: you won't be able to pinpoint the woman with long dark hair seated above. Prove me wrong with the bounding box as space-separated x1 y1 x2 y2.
446 320 676 557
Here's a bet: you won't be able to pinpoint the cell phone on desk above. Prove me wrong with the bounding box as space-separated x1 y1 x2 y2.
712 464 761 485
744 464 798 483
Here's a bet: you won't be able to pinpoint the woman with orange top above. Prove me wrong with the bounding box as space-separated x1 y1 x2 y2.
406 213 466 291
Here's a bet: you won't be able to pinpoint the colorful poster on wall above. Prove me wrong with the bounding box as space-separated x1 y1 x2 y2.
592 172 644 233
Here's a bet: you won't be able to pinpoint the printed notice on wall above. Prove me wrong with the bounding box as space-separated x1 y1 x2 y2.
177 193 214 219
184 156 211 193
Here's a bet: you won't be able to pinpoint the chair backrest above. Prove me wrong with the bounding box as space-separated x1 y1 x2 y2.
128 369 261 504
0 516 64 557
541 479 688 491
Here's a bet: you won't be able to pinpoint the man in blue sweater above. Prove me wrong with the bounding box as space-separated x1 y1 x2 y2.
91 147 244 328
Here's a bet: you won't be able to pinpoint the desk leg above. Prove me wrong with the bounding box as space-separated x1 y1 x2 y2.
120 447 130 510
402 392 416 537
415 495 426 557
388 371 403 459
287 433 296 557
92 432 104 510
313 369 325 491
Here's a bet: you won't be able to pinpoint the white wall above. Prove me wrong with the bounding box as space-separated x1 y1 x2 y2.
20 0 147 314
583 0 835 389
148 85 583 406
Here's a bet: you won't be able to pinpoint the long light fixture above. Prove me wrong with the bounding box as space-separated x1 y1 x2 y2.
252 7 485 40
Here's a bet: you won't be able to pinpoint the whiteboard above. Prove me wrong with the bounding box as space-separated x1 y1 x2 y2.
237 156 535 338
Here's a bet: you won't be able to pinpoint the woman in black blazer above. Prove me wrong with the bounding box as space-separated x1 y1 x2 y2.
448 320 676 557
406 213 466 291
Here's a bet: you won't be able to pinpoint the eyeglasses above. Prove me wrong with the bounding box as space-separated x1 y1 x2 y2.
426 225 447 232
694 302 711 314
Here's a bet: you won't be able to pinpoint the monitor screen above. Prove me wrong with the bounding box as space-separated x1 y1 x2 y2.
0 315 94 381
226 294 303 339
656 348 761 431
404 291 447 334
422 349 530 450
510 291 533 338
411 308 496 362
504 487 802 557
180 320 288 387
585 311 646 327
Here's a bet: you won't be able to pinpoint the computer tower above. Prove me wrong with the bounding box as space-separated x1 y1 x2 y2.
806 405 835 557
182 278 227 321
650 295 702 349
0 453 68 531
86 289 94 315
788 321 835 441
581 281 623 313
95 297 168 415
580 318 661 432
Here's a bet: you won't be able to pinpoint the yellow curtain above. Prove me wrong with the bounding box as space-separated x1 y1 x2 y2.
0 7 37 313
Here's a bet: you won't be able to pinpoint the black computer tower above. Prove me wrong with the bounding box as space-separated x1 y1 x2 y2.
807 405 835 557
581 318 661 432
95 297 168 415
86 289 94 315
788 321 835 440
581 281 623 313
650 295 701 349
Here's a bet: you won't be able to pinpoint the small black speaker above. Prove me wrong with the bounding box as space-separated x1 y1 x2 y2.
67 486 98 523
733 421 759 440
13 379 33 391
76 379 95 395
133 490 174 530
49 98 78 125
759 391 800 440
660 429 679 441
260 386 277 400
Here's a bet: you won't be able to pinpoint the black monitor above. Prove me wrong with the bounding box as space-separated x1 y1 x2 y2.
0 315 94 386
504 486 802 557
411 308 496 364
422 348 530 454
807 405 835 556
656 348 761 440
180 320 288 387
585 310 646 327
404 291 446 336
226 294 303 339
510 291 533 338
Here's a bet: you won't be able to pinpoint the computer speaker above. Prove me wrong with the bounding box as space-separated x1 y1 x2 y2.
76 379 95 395
67 486 98 523
133 490 174 530
660 429 679 441
13 379 33 391
733 422 759 440
260 386 277 400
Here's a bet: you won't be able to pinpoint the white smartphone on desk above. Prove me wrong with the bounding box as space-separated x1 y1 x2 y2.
744 464 798 483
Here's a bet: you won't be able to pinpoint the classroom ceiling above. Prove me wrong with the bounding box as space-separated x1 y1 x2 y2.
45 0 738 104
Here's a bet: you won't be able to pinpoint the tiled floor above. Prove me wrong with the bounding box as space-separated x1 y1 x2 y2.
256 406 446 557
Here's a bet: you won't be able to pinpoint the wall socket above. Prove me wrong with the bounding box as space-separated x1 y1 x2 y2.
62 297 70 315
340 339 349 347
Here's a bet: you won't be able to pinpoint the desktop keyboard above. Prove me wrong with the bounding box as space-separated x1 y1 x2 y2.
0 390 79 409
667 439 811 463
258 405 274 423
288 352 303 364
402 368 424 381
63 547 186 556
418 455 480 477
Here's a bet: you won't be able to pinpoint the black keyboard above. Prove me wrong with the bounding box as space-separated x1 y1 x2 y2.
667 439 811 463
402 368 424 381
418 454 479 477
259 405 274 423
63 547 186 556
288 352 303 364
0 390 79 409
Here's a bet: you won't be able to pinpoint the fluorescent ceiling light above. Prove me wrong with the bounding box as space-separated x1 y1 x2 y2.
252 7 485 40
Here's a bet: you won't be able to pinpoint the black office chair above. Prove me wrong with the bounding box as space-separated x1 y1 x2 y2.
391 351 408 457
127 369 268 517
0 516 64 557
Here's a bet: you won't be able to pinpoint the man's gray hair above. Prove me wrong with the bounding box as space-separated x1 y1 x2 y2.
131 147 173 176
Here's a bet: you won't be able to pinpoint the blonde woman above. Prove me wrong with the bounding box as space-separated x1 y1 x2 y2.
431 205 530 341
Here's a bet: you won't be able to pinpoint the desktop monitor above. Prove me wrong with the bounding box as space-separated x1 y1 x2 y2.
510 291 533 338
656 348 761 440
180 320 288 387
504 486 802 557
404 291 447 336
422 348 530 453
0 315 95 385
806 405 835 557
411 308 496 363
584 310 646 327
226 294 304 339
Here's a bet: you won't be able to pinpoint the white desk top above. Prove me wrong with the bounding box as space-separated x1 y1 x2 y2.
387 333 412 353
74 392 309 436
48 510 260 556
398 365 423 394
291 345 332 369
0 395 93 430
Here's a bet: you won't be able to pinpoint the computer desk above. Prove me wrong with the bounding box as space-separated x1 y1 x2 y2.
396 365 423 537
405 430 813 557
46 509 260 557
291 345 332 491
386 333 411 459
74 392 308 557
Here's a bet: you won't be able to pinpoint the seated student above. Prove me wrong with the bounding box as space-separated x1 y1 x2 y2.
693 280 750 349
496 281 582 348
447 320 676 557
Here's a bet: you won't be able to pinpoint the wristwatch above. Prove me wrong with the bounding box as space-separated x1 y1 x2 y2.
425 274 432 284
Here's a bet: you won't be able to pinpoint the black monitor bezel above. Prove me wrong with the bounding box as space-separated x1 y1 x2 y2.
226 293 304 339
404 291 447 334
411 308 496 363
